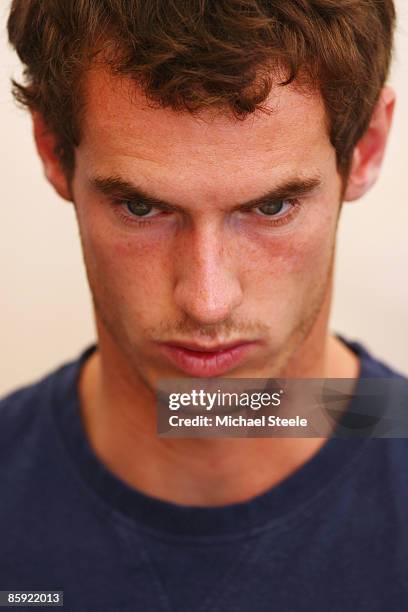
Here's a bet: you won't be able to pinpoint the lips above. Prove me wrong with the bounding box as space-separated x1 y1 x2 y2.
158 340 257 377
166 340 249 353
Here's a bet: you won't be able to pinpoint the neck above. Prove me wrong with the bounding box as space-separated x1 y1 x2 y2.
78 326 360 507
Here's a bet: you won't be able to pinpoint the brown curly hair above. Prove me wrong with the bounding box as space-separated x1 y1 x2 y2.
8 0 396 180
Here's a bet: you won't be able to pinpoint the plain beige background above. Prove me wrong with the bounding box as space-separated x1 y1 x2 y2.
1 1 407 397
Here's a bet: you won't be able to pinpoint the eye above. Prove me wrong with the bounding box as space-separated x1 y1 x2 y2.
123 201 160 217
254 199 293 217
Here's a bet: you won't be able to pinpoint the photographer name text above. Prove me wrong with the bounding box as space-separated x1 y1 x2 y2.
168 415 308 428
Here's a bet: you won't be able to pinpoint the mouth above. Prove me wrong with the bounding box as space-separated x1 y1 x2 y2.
158 340 258 377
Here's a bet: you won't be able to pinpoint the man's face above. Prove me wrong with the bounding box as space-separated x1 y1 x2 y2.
71 67 342 383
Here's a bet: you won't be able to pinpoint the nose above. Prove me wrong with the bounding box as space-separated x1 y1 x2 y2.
173 221 243 326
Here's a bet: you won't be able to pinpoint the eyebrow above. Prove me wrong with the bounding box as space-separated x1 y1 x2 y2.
90 173 323 211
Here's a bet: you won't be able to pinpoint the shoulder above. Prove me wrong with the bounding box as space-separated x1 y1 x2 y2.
0 370 63 484
0 349 91 452
0 374 55 451
340 334 408 380
343 337 408 486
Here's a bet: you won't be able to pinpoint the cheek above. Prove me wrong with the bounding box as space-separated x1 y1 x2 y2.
242 218 336 283
237 203 338 321
77 210 172 318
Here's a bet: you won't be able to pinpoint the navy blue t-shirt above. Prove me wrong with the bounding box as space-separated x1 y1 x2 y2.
1 338 408 611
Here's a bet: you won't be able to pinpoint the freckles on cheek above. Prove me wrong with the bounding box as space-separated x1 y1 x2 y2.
243 227 334 285
286 237 328 274
106 234 168 287
247 233 317 276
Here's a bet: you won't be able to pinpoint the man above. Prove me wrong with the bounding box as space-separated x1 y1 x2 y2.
1 1 407 610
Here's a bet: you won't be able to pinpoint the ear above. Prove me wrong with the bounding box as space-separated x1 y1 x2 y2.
344 86 396 202
31 111 73 202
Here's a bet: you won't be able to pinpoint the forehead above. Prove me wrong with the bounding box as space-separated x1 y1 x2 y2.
79 66 333 188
